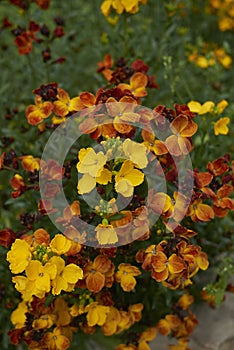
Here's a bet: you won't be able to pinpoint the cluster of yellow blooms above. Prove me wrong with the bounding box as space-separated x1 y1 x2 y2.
188 45 232 69
187 99 230 136
207 0 234 31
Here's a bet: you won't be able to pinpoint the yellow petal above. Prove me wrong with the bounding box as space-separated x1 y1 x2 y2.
115 179 134 197
123 139 148 168
187 101 201 113
77 174 96 194
63 264 83 284
96 168 112 185
199 101 215 115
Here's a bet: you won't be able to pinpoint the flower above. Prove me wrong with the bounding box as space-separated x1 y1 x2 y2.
95 224 118 245
115 263 141 291
118 72 148 97
214 117 230 135
187 199 215 222
187 100 215 115
101 0 147 17
53 88 83 117
84 255 114 293
10 302 28 329
151 251 186 282
25 260 57 295
115 160 144 197
42 326 70 350
7 239 32 274
85 302 110 326
122 139 148 168
50 234 72 255
26 95 53 125
50 256 83 295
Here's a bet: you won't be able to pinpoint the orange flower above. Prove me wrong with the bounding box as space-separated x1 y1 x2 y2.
209 184 234 217
42 326 70 350
157 314 181 336
84 255 114 293
101 306 121 336
118 72 148 97
97 54 114 81
85 302 110 327
151 251 186 282
165 115 197 156
106 96 138 134
10 174 26 198
207 156 229 176
142 129 168 155
53 88 83 117
115 263 141 291
26 95 53 125
187 199 214 222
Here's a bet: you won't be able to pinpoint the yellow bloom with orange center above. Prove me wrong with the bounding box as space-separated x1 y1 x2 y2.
115 263 141 292
42 326 70 350
118 72 148 97
50 234 72 255
95 224 118 245
7 239 32 274
115 160 144 197
50 256 83 295
10 301 28 328
187 199 215 222
214 117 230 135
26 95 53 125
20 155 40 172
85 302 110 327
53 88 83 117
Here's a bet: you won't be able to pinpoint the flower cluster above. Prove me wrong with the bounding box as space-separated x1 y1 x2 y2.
207 0 234 31
188 99 230 136
101 0 147 18
188 44 232 69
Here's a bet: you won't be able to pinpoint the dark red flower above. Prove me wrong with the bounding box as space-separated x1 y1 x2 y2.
0 228 16 248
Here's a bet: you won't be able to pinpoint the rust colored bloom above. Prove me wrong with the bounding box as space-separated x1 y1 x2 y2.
42 326 70 350
84 255 114 293
187 199 214 222
207 156 229 176
97 54 114 81
157 314 181 336
115 263 141 292
26 95 53 125
10 174 26 198
0 228 16 248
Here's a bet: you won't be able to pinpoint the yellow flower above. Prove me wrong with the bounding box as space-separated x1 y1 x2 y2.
50 256 83 295
10 301 28 328
187 100 215 115
85 302 110 327
7 239 32 274
216 99 228 114
214 117 230 135
33 314 55 329
77 148 112 194
25 260 57 295
122 139 148 168
115 160 144 197
101 0 147 17
50 234 72 255
77 148 107 177
95 224 118 245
